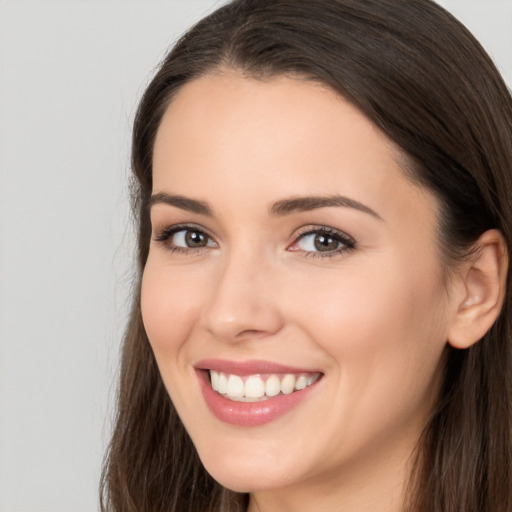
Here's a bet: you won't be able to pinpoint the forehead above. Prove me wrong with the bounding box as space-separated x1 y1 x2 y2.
152 71 437 229
154 71 390 162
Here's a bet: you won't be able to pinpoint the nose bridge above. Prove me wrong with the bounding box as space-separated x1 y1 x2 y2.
201 243 283 342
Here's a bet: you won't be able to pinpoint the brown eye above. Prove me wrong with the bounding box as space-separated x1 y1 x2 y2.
289 227 355 257
313 233 340 252
154 226 216 251
295 232 342 252
185 230 208 247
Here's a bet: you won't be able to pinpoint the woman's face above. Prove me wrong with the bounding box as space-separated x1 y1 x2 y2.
142 72 456 502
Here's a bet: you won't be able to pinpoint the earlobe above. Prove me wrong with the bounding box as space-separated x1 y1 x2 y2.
447 229 508 349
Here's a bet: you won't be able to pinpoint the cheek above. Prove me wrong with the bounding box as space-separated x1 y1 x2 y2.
288 258 448 419
140 261 203 367
293 257 446 351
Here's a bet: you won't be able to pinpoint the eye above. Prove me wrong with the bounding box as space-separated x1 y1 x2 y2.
172 229 210 248
289 227 355 257
154 225 217 252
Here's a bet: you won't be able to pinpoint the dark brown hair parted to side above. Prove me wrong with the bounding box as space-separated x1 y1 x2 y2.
100 1 512 511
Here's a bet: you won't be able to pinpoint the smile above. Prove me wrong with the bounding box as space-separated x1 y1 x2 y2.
195 360 323 426
209 370 321 402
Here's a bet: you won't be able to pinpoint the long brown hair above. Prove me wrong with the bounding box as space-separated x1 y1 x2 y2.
101 1 512 511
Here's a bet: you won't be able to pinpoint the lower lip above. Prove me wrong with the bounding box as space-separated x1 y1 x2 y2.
197 370 320 427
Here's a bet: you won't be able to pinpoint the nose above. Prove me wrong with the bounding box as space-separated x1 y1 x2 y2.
201 249 285 343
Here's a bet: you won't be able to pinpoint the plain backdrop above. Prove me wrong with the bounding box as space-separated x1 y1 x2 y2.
0 1 510 511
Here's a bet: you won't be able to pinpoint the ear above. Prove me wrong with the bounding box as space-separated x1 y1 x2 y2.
447 229 508 349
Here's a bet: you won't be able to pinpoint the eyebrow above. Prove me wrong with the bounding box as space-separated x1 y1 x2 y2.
148 192 213 216
269 195 382 220
148 192 382 220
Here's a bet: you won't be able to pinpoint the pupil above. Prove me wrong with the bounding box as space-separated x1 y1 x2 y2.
185 230 207 247
314 234 338 251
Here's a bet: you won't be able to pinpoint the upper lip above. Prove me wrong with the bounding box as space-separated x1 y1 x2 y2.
194 358 322 376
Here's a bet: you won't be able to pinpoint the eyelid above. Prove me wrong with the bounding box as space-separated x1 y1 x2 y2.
153 223 217 251
153 222 210 238
152 222 355 258
288 225 356 257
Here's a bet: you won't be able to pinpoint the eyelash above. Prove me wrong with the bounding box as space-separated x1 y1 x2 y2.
153 224 356 258
153 223 215 255
291 226 356 259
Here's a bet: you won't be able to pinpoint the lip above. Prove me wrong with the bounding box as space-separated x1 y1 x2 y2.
195 359 323 427
195 358 322 376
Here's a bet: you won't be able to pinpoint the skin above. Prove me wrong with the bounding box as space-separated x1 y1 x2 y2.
141 71 480 512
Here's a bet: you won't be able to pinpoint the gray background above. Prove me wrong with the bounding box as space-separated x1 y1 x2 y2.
0 1 510 511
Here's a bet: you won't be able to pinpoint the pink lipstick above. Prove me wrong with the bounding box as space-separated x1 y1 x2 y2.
195 359 323 427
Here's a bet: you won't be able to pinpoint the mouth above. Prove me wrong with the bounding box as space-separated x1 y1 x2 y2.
195 359 324 426
209 370 321 402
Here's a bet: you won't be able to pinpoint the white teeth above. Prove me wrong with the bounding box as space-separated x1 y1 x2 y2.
281 374 296 395
210 370 220 391
226 375 244 398
208 370 320 401
218 373 227 394
265 375 281 397
295 375 307 391
245 375 265 398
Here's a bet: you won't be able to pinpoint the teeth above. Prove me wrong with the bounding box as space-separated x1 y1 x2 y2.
210 370 220 391
209 370 320 401
245 375 265 398
218 373 227 394
281 374 295 395
295 375 307 391
265 375 281 397
226 375 244 398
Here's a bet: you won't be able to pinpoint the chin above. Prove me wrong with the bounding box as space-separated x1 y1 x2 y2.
194 435 302 493
202 459 292 493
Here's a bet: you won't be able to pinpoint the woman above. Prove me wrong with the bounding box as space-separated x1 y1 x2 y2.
101 1 512 511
